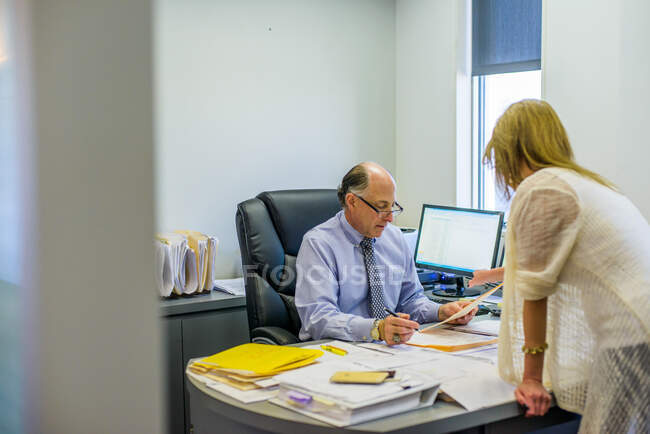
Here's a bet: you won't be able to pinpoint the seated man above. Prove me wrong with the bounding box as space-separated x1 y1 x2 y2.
295 162 477 345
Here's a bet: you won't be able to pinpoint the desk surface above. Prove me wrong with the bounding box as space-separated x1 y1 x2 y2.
187 371 539 434
186 317 577 433
160 290 245 317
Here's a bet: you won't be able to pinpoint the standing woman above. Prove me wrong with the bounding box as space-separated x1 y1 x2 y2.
485 99 649 433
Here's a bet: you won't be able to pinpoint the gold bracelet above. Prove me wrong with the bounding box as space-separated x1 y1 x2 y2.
521 342 548 355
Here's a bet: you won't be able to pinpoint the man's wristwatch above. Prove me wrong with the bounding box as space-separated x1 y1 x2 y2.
370 319 382 340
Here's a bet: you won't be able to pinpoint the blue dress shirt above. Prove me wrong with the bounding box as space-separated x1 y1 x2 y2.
295 210 440 341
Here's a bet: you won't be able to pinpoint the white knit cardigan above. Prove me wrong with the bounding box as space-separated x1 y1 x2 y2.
498 168 650 434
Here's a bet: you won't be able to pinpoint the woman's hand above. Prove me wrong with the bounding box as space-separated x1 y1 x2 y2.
468 267 504 287
438 301 478 324
515 378 552 417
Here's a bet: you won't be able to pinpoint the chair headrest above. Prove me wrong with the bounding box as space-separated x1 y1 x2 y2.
257 189 340 256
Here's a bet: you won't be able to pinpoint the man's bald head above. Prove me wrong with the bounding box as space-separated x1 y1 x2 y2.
337 162 395 208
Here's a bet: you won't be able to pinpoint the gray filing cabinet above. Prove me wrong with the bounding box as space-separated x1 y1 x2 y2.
161 292 250 434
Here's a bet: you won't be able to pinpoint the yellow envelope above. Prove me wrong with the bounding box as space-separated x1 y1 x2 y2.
197 343 323 375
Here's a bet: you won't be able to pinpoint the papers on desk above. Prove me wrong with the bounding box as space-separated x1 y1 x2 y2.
187 344 323 404
187 371 279 404
422 283 503 330
270 361 440 427
213 277 245 296
188 317 515 425
440 319 501 337
155 233 198 296
175 230 219 293
407 351 515 412
407 328 497 352
154 231 219 297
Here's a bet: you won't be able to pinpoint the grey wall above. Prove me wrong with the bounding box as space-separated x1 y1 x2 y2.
155 0 397 277
26 1 162 432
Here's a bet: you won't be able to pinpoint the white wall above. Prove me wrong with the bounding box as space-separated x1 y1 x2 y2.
155 0 396 277
26 1 162 432
395 0 460 228
543 0 650 219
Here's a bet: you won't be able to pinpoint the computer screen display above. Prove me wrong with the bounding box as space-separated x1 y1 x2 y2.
414 205 504 278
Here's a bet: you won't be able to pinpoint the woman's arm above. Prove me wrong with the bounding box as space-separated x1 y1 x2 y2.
468 267 504 287
515 298 552 417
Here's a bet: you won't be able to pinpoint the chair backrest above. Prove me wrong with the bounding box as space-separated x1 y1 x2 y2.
235 189 340 341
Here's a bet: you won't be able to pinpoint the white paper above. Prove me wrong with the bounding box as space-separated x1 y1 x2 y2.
183 246 199 294
452 343 499 365
213 277 245 296
468 294 503 304
187 371 279 403
274 361 405 404
441 319 501 336
352 351 441 370
422 283 502 330
157 232 197 295
356 342 424 354
408 328 496 347
254 378 279 388
302 340 386 364
439 366 515 411
206 380 279 404
206 237 219 289
154 241 174 297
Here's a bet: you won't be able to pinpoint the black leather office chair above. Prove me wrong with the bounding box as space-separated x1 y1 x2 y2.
235 189 341 345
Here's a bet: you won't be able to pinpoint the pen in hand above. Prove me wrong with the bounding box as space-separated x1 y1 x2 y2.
384 307 420 331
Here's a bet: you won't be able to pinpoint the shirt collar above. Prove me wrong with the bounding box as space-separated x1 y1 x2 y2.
337 210 374 246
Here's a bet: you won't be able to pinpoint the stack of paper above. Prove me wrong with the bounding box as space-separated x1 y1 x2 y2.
154 231 219 297
175 230 219 293
213 277 245 296
155 233 198 296
407 352 515 411
189 343 323 377
407 328 497 352
440 319 500 337
187 344 323 403
271 361 440 427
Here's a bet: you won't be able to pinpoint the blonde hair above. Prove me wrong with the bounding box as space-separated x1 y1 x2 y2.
483 99 615 198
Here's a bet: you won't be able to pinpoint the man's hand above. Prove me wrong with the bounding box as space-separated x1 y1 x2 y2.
438 301 478 324
515 379 551 417
381 313 419 346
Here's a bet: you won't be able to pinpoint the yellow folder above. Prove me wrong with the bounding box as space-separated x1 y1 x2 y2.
194 343 324 376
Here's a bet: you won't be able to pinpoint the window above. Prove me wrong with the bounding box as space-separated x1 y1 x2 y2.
472 70 542 212
471 0 542 214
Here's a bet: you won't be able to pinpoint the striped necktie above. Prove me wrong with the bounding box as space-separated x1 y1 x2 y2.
360 237 387 319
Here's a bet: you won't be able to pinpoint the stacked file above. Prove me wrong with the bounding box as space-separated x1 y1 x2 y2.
270 362 439 427
175 230 219 293
187 344 323 400
154 231 219 297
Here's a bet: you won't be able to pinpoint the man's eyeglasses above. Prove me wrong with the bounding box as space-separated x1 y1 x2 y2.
354 194 403 218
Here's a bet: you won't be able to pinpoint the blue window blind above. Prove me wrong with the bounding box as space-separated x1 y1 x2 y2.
472 0 542 76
